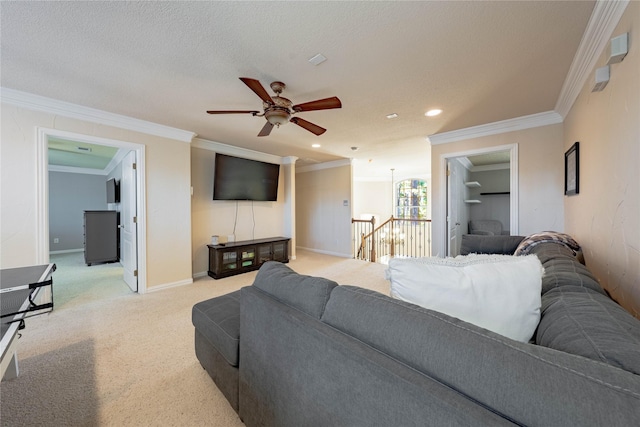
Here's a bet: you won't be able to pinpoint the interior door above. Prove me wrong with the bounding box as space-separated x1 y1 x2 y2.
120 150 138 292
446 161 463 257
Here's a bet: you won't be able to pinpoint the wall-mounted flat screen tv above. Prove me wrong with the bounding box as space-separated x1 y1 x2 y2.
106 178 120 203
213 154 280 201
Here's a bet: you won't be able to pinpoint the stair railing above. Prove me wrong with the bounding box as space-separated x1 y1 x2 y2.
352 216 432 263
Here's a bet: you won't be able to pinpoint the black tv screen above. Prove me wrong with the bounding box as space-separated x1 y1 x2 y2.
213 154 280 201
106 178 119 203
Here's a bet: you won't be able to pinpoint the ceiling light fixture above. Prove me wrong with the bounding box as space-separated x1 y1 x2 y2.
264 107 290 127
386 113 398 119
312 143 321 148
425 109 442 117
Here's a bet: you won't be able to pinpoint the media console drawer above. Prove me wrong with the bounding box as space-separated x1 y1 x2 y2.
207 237 290 279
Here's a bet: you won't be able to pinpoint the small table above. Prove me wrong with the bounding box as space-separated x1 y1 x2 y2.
1 263 55 380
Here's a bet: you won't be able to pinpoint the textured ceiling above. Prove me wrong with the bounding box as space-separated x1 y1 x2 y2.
1 1 595 179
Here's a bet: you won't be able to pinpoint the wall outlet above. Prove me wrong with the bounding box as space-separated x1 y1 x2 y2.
53 238 59 244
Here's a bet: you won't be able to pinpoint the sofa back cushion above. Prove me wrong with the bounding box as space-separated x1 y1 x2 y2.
321 285 640 426
529 243 604 295
459 234 524 255
252 261 338 319
537 286 640 375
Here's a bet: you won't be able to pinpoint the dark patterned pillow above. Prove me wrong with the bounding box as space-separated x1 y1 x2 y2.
515 231 580 256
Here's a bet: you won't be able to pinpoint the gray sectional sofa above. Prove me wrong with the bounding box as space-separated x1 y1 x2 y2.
192 236 640 426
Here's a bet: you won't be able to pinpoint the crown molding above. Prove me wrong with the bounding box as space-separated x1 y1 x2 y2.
554 0 629 118
427 1 629 146
1 87 196 143
48 164 108 176
192 137 283 164
428 111 562 145
296 158 352 174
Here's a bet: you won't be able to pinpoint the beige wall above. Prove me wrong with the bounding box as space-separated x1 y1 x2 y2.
563 2 639 317
353 180 393 224
190 146 287 276
1 104 193 291
431 124 565 254
296 163 352 257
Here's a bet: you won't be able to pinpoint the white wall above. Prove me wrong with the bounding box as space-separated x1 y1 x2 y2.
1 102 193 291
431 124 565 255
190 143 288 276
563 1 639 317
49 171 107 251
468 168 511 230
353 180 393 225
296 161 352 257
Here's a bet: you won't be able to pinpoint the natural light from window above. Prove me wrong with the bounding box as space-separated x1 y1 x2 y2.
396 179 428 219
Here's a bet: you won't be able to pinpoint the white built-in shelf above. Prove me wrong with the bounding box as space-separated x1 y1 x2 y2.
464 199 481 204
464 181 481 188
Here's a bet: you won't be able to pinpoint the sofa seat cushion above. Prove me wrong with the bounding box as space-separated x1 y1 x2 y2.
192 290 241 366
537 286 640 374
252 261 338 319
386 254 543 342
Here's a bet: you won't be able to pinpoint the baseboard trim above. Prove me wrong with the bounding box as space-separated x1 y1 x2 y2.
296 247 352 259
145 278 193 293
50 248 84 255
193 271 209 279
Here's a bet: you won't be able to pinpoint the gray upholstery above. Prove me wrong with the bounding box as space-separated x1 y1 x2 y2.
321 285 640 427
252 261 337 319
192 290 240 366
194 329 239 411
537 286 640 374
192 290 242 412
239 285 513 427
528 243 640 375
193 243 640 426
460 234 524 255
468 219 507 235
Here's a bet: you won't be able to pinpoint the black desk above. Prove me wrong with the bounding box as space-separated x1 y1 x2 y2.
1 263 55 380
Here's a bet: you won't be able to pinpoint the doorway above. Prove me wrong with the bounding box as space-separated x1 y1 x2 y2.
441 144 518 256
36 127 147 293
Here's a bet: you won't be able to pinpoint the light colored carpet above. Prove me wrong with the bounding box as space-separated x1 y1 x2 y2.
0 250 389 426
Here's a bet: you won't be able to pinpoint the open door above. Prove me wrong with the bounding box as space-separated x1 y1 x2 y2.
446 160 464 257
120 151 138 292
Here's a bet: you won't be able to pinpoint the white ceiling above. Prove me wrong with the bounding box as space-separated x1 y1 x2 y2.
1 1 596 180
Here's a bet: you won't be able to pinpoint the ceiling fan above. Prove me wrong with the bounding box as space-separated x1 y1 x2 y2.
207 77 342 137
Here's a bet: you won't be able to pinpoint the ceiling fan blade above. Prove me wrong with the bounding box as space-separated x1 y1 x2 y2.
292 97 342 112
239 77 273 104
206 110 259 114
258 121 274 137
290 117 326 136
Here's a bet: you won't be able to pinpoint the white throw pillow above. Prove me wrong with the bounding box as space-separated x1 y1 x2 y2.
386 254 543 342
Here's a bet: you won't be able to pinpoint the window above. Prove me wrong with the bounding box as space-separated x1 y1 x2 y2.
396 179 428 219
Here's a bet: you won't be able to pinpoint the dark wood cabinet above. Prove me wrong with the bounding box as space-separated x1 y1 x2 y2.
208 237 290 279
84 210 119 266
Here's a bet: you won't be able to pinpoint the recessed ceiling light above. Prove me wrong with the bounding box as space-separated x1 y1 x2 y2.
386 113 398 119
425 109 442 117
312 143 321 148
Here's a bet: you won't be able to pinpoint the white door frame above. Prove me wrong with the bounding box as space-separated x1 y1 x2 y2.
36 127 147 293
438 143 519 257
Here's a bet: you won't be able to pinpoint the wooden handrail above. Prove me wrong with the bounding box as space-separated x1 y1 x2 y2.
353 215 432 262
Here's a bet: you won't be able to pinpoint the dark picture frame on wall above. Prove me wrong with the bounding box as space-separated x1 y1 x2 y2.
564 142 579 196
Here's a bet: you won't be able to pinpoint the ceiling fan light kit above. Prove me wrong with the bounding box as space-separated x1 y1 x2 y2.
207 77 341 137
